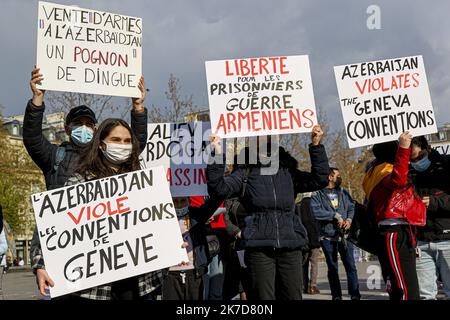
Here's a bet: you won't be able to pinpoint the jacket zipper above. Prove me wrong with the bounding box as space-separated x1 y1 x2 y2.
271 176 280 248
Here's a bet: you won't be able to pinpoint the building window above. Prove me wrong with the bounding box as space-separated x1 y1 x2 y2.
12 125 19 136
439 131 447 141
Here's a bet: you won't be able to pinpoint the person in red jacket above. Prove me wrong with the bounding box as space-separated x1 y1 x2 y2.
362 131 420 300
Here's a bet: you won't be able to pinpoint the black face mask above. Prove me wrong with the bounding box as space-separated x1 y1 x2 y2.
335 177 342 188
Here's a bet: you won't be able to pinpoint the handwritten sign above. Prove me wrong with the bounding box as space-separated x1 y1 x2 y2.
31 167 187 298
334 55 437 148
206 55 317 138
36 1 142 97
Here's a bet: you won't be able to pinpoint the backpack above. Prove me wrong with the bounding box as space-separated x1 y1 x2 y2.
54 146 66 172
50 146 66 188
225 167 251 227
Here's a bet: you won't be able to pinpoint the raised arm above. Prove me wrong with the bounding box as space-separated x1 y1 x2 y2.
292 125 330 194
206 134 244 198
130 76 148 153
383 132 412 190
23 67 56 174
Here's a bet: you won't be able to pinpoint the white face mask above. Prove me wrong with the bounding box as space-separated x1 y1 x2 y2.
101 141 132 164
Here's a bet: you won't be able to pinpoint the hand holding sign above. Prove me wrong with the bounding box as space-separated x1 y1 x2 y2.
132 76 146 113
36 269 54 297
30 66 45 107
311 125 324 146
210 134 223 154
399 131 413 149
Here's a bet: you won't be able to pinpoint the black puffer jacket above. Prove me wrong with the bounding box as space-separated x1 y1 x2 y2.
207 145 329 249
23 99 148 190
410 150 450 241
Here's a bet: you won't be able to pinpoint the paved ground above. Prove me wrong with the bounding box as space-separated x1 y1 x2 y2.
303 259 388 300
0 267 41 300
1 260 389 300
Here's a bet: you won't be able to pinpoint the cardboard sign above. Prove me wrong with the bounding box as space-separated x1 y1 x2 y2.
36 1 142 97
206 55 317 138
334 55 437 148
140 122 217 197
31 167 187 298
432 142 450 156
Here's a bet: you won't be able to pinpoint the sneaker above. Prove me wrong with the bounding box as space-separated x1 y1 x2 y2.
333 296 342 301
351 295 361 300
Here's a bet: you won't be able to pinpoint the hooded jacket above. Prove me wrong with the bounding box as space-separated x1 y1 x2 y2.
207 144 330 249
410 150 450 241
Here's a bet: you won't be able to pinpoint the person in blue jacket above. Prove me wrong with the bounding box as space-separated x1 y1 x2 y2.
310 167 361 300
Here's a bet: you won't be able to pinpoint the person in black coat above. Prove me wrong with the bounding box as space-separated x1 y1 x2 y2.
206 125 330 300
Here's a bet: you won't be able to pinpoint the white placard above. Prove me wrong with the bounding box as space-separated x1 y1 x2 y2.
36 1 142 97
140 122 217 197
334 55 437 148
206 55 317 138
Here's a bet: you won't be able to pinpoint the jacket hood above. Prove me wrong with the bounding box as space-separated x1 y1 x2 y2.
362 162 393 199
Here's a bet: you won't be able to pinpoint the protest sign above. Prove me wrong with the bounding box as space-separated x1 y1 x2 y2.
334 55 437 148
140 122 216 197
36 1 142 97
432 142 450 155
31 166 187 298
205 55 317 138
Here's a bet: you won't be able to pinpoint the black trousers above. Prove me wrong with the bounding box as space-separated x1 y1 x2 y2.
162 270 203 300
245 248 303 300
222 250 251 300
376 225 420 300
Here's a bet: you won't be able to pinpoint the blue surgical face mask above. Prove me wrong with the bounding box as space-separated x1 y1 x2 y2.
411 154 431 172
71 125 94 146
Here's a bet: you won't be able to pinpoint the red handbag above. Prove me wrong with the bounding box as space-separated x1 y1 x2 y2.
385 185 427 226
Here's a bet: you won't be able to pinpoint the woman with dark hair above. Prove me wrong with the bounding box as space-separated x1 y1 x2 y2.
36 118 165 300
75 118 141 179
362 132 424 300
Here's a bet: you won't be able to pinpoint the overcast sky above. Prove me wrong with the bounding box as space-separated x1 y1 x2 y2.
1 0 449 131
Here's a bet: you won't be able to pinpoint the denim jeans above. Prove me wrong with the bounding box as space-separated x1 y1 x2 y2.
203 255 224 300
321 239 360 299
416 240 450 300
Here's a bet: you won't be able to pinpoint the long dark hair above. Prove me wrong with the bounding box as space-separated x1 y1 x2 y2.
76 118 141 179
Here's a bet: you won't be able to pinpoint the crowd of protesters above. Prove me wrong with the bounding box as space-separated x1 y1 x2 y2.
0 66 446 301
